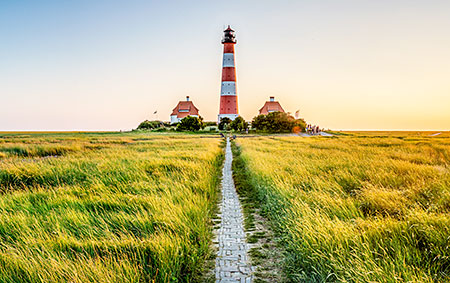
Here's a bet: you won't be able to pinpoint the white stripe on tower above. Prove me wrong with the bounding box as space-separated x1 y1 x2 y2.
222 53 235 67
221 82 236 95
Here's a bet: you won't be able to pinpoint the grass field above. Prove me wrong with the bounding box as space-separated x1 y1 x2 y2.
1 131 449 282
0 132 223 282
233 132 450 282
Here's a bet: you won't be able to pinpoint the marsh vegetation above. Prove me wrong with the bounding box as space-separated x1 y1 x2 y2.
0 132 223 282
234 132 450 282
0 131 448 282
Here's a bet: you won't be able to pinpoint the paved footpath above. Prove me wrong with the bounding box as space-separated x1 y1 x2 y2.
215 138 253 283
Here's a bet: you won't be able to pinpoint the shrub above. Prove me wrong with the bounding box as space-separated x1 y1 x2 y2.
137 120 163 130
153 127 168 132
230 116 248 132
251 112 306 133
218 117 232 131
176 116 205 132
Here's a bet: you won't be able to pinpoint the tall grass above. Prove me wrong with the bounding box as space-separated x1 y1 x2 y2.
234 132 450 282
0 132 223 282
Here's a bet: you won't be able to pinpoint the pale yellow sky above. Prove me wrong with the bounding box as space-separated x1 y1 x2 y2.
1 0 449 130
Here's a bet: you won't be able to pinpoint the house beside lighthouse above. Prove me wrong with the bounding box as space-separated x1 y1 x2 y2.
170 96 199 124
259 96 285 115
218 26 239 122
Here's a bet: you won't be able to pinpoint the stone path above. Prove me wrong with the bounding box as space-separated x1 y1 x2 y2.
215 138 253 282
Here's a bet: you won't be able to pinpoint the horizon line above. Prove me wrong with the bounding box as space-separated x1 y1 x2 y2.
0 129 448 133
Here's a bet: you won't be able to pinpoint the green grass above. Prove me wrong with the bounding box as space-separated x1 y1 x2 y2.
2 130 449 282
0 132 223 282
234 132 450 282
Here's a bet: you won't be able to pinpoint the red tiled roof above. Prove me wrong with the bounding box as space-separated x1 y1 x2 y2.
171 101 199 118
259 101 285 115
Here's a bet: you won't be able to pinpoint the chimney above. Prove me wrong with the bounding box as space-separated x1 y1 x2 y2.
186 96 190 101
270 96 275 102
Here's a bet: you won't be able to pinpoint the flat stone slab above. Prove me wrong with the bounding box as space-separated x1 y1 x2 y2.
215 138 253 282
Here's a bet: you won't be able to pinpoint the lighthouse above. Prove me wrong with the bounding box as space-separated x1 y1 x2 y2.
218 26 239 122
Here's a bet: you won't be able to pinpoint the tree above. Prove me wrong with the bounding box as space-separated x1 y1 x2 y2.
230 116 248 131
137 120 163 130
204 121 218 127
251 112 306 133
218 117 232 130
176 116 205 131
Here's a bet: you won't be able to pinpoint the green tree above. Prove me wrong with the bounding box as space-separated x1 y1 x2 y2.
176 116 205 131
218 117 232 130
230 116 248 131
251 112 306 133
204 121 218 127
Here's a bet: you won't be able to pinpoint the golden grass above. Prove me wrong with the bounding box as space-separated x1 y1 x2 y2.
234 132 449 282
0 132 223 282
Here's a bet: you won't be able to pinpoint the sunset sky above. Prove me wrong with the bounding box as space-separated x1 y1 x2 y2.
1 0 449 131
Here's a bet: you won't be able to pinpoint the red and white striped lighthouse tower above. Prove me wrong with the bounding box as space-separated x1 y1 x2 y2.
218 26 239 122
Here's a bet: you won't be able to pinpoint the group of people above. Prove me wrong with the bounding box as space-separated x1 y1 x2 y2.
220 133 237 139
306 124 322 135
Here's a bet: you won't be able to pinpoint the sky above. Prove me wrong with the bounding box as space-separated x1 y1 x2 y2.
1 0 449 131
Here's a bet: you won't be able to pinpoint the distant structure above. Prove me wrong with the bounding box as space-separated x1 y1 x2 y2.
259 96 285 115
170 96 199 124
218 26 239 122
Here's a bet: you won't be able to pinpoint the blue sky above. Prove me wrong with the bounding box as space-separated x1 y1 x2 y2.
1 0 449 130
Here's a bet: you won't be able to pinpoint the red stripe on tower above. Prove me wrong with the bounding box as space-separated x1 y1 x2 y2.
218 25 239 122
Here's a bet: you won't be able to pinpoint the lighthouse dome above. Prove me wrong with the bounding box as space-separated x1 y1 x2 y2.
222 25 236 43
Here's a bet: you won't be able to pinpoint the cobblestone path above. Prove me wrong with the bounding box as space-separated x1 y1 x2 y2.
215 138 253 282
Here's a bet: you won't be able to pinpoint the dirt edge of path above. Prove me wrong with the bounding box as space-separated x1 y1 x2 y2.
231 141 286 282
